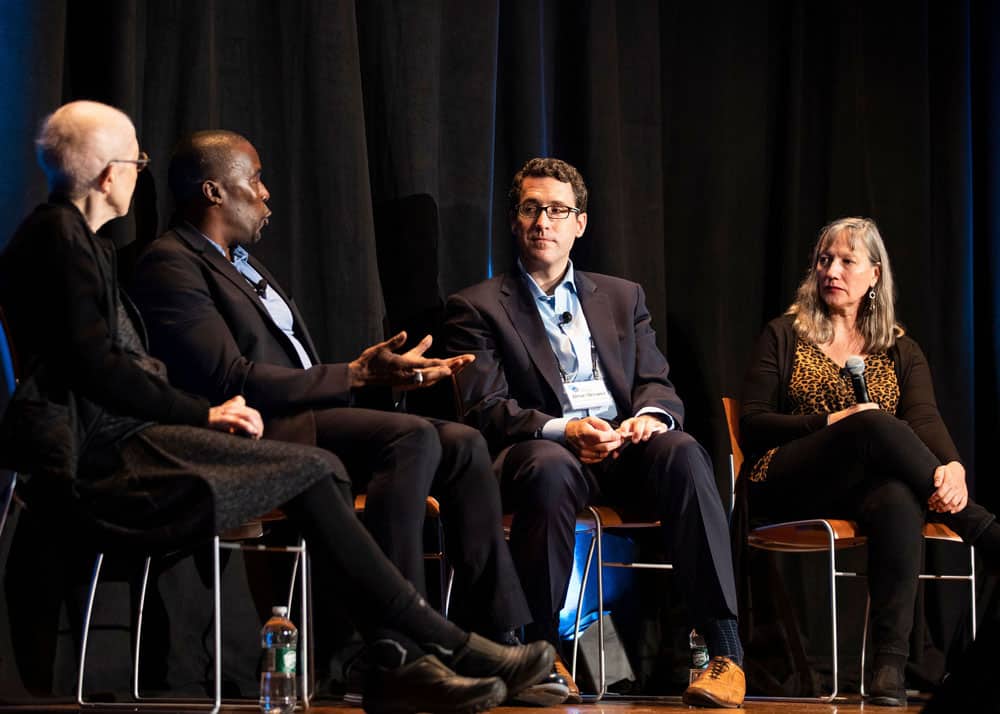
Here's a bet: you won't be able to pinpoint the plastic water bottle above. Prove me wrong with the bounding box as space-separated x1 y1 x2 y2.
260 606 297 714
688 629 709 684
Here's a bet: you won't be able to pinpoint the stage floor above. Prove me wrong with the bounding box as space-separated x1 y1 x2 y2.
0 696 936 712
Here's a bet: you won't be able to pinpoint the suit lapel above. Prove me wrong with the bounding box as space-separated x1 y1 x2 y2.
247 255 322 363
171 224 309 361
576 272 631 415
498 273 566 406
172 224 268 310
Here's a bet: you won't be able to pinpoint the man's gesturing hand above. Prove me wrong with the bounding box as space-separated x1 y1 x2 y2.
348 331 475 390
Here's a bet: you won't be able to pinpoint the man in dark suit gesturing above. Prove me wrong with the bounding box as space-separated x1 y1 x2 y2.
444 158 745 708
129 132 537 667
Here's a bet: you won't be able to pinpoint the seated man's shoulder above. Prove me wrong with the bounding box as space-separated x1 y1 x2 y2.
577 270 642 294
449 273 508 303
136 229 198 266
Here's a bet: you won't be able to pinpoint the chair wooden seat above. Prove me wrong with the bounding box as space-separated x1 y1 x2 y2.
354 493 441 518
748 519 964 551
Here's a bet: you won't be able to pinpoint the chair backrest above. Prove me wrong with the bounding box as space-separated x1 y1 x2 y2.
0 306 18 401
0 308 19 540
721 396 744 480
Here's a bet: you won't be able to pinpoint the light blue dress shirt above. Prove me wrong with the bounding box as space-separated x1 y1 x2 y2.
199 231 314 369
517 259 674 440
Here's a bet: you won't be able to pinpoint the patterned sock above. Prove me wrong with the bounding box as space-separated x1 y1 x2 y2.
702 617 744 667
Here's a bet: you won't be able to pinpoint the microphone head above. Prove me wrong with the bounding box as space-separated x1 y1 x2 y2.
559 311 573 325
845 356 866 376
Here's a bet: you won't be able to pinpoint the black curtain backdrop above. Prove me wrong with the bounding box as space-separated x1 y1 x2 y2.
1 0 999 700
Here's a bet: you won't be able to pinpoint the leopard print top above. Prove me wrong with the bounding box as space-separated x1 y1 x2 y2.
749 340 900 481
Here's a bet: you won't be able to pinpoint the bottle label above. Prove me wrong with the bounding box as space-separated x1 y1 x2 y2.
277 647 297 675
691 646 709 669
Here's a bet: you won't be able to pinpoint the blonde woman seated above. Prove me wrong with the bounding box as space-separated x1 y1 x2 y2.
739 217 999 707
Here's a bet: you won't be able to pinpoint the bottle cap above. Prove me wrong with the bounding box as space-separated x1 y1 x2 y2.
272 605 289 617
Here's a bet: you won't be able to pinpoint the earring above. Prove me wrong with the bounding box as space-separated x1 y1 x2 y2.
868 287 876 301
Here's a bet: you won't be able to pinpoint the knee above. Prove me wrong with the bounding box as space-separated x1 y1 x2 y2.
436 421 490 469
508 441 588 514
860 480 924 530
646 431 714 484
837 409 912 448
395 416 442 462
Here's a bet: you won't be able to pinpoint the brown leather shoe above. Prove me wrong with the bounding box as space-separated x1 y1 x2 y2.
682 656 745 708
554 655 582 704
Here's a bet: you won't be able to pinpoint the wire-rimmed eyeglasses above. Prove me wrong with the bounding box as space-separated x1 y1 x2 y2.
108 150 150 172
516 203 582 220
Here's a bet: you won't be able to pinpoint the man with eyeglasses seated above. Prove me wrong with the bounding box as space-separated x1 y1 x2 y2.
443 157 745 707
129 131 571 705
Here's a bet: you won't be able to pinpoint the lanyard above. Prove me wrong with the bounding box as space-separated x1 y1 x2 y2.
557 336 601 384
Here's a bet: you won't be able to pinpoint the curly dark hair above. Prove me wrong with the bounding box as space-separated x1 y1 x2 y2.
508 157 588 214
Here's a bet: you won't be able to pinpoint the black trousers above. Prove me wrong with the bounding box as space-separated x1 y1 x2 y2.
497 429 738 645
283 471 467 648
310 407 530 633
749 409 994 659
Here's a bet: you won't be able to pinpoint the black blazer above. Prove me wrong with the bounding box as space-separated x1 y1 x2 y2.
0 200 208 430
443 268 684 456
131 223 352 421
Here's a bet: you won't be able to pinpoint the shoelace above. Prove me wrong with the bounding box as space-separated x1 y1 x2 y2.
705 657 730 679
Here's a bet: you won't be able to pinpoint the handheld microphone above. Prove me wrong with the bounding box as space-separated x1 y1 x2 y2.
845 356 870 404
558 311 573 327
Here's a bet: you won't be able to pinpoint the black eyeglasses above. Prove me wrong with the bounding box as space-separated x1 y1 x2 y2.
516 203 581 220
108 150 150 173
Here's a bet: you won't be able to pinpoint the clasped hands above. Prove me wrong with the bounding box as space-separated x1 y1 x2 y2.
208 395 264 439
565 414 669 464
348 331 474 390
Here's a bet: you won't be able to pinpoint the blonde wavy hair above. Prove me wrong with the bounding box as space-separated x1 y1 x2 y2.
787 217 903 352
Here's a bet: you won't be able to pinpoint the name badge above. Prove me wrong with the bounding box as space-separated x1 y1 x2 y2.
563 379 614 411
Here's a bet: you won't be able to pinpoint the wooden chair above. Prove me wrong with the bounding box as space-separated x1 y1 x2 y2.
722 396 976 701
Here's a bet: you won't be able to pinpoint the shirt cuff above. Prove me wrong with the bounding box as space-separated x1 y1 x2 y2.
540 417 574 441
634 407 675 430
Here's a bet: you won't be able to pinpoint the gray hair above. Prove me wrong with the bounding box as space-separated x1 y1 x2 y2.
787 216 902 352
35 101 135 199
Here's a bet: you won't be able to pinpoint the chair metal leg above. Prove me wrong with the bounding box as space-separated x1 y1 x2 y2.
298 539 311 709
970 545 977 640
859 595 871 697
132 556 154 699
570 524 598 683
590 506 607 701
0 471 16 540
211 536 222 713
79 543 223 713
826 522 840 702
443 566 455 618
76 552 105 707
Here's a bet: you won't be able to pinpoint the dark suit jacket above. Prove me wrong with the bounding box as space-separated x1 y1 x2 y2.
131 223 352 427
0 200 209 430
443 268 685 457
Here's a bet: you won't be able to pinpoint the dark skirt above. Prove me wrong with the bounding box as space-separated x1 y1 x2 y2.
72 424 339 552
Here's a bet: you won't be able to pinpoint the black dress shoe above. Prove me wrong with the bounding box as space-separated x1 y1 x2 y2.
363 654 507 714
869 665 907 707
510 667 569 706
433 633 556 699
